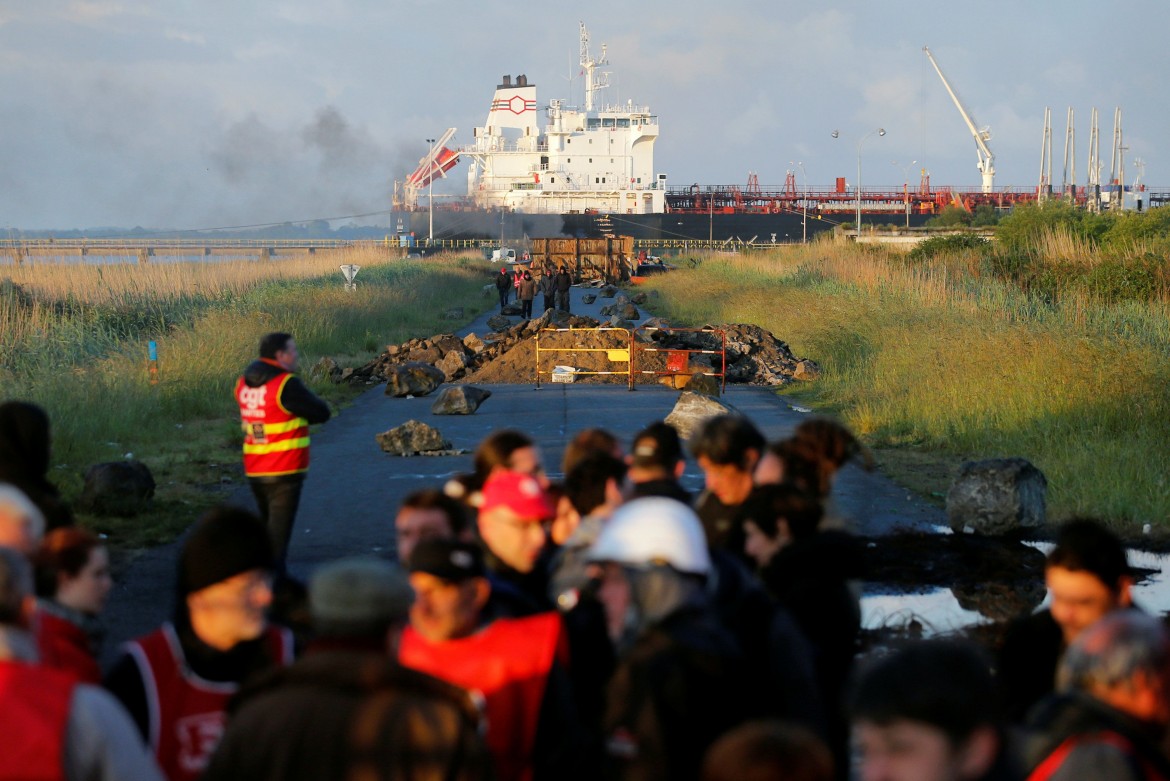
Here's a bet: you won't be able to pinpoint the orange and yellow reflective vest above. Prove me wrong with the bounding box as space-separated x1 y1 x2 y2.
235 370 311 477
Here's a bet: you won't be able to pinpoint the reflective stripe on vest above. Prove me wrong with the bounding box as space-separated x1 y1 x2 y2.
236 372 310 477
0 660 75 781
399 612 565 781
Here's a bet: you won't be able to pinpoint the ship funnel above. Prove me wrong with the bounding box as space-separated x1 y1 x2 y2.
501 75 511 87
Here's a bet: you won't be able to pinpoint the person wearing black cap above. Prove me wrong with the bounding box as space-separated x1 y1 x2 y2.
400 538 588 781
626 420 691 505
205 556 490 781
104 506 293 781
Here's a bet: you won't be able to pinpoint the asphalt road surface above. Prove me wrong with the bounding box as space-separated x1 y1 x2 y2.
101 282 943 662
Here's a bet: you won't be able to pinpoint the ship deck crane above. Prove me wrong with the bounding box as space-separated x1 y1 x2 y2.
923 46 995 193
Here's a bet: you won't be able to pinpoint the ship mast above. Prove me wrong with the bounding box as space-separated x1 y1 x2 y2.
579 21 609 111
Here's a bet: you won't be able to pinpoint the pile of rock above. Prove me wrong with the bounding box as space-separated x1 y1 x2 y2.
344 310 820 389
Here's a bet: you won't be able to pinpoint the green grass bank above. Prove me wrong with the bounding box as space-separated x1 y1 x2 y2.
646 239 1170 529
2 250 492 547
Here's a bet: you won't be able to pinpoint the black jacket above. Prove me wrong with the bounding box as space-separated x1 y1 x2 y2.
1023 691 1170 780
240 359 331 425
204 649 491 781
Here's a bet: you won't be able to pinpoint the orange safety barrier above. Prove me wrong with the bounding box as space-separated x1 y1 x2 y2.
534 327 633 390
631 326 727 393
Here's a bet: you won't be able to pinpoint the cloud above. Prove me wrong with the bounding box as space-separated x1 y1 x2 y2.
164 28 205 46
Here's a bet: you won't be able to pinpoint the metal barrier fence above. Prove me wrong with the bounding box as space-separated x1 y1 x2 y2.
534 325 727 392
533 327 633 389
632 326 727 393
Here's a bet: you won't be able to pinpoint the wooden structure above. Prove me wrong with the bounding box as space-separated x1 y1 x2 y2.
529 235 635 283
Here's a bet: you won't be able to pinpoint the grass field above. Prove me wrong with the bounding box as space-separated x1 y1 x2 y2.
647 237 1170 529
1 249 492 547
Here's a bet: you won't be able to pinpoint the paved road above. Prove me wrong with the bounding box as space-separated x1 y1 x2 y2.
101 282 943 660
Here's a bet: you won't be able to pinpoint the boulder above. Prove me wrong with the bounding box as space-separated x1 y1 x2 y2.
599 305 615 317
431 335 465 356
430 385 492 415
436 350 469 381
631 292 649 304
487 314 513 332
384 361 445 397
621 304 641 321
376 420 451 455
442 307 465 320
77 460 156 516
406 346 442 364
501 301 523 316
664 391 734 441
683 372 721 398
606 315 635 330
581 293 597 304
599 285 618 298
792 359 822 381
946 457 1047 535
462 333 486 354
308 356 341 382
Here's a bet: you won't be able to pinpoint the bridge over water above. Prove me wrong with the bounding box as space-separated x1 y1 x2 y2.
0 236 772 264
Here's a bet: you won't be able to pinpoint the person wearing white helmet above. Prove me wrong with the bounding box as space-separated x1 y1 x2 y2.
586 497 749 781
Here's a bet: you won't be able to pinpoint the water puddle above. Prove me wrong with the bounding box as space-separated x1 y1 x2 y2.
862 540 1170 637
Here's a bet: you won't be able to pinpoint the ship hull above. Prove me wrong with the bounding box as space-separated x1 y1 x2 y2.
392 209 933 244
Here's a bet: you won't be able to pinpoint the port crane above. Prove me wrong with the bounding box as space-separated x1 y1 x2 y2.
923 46 995 193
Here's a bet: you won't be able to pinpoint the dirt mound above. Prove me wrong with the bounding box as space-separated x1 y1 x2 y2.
347 310 821 388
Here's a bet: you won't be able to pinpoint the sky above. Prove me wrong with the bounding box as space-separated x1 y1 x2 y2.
0 0 1165 231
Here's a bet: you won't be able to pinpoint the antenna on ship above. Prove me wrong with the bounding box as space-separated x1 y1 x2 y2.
579 21 609 111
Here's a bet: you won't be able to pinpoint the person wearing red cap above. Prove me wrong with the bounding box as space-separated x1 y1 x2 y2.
476 469 557 617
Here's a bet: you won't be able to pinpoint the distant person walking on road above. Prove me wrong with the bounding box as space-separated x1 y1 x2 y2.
235 332 331 570
554 266 572 312
518 270 537 320
496 267 513 310
539 266 556 313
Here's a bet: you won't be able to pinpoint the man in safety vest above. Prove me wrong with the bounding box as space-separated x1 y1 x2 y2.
105 506 293 781
400 538 586 781
0 546 165 781
235 331 331 570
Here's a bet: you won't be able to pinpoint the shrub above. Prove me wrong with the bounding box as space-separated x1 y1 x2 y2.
908 234 988 263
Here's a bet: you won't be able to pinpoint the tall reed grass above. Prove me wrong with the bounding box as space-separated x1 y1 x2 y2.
1 250 491 544
650 240 1170 526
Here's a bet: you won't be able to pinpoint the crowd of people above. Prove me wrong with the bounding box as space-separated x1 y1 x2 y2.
3 382 1170 780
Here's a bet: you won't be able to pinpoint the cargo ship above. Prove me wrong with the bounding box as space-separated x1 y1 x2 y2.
394 23 1160 245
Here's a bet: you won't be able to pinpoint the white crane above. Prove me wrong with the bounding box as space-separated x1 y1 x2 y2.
923 46 995 193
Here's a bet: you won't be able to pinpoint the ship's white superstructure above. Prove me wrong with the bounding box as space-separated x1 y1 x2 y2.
435 23 666 216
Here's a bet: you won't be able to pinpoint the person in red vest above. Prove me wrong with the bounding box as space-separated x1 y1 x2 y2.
1023 612 1170 781
235 331 331 570
400 538 587 781
0 546 164 781
205 556 491 781
104 506 293 781
33 526 113 684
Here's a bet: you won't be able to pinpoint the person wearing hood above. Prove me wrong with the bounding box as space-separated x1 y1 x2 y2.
586 497 749 781
0 400 74 530
235 332 331 570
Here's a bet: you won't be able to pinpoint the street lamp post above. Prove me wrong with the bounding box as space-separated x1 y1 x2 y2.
426 137 436 246
855 128 885 237
795 161 809 243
